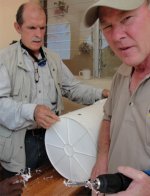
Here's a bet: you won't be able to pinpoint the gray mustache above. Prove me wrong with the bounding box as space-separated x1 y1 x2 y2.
32 37 42 42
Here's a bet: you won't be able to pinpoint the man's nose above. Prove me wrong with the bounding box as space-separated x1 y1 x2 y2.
35 28 43 37
111 25 126 41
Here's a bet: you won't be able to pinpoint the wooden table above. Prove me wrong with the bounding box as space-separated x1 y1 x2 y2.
22 164 91 196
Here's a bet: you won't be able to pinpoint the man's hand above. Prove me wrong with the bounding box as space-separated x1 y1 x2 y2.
102 89 110 98
0 176 24 196
111 166 150 196
34 105 59 129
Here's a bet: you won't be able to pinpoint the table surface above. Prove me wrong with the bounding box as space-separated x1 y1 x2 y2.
22 164 91 196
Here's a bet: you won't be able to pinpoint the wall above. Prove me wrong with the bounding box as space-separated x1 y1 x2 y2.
64 54 93 76
0 0 40 49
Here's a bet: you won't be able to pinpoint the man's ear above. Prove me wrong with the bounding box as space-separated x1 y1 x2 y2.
14 22 21 34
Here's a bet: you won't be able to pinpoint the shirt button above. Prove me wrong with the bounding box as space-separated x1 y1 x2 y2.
129 102 133 106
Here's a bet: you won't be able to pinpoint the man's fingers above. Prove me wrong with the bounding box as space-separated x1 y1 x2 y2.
118 166 144 180
39 116 58 129
47 113 59 121
34 104 60 128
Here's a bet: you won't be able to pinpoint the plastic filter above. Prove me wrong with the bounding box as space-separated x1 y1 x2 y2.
45 99 106 181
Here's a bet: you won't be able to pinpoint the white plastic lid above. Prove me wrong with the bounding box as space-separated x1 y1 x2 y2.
45 99 106 181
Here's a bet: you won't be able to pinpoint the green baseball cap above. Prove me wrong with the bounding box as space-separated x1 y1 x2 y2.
84 0 146 27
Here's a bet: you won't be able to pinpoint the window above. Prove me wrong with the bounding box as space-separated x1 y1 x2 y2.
47 23 70 59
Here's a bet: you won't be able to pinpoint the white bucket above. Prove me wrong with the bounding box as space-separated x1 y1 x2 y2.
45 99 106 181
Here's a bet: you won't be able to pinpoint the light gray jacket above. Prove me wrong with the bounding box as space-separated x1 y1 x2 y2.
0 42 103 172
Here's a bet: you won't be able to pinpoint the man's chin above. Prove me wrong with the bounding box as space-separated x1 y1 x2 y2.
31 46 41 51
122 58 142 67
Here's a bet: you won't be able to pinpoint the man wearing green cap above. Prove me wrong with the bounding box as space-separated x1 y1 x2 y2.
84 0 150 195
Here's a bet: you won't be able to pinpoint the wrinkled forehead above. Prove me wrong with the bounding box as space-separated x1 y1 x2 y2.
23 9 46 24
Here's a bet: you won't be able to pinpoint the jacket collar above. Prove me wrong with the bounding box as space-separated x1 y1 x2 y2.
16 42 30 71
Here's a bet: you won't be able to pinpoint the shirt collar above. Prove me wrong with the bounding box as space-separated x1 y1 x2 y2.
117 63 132 77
